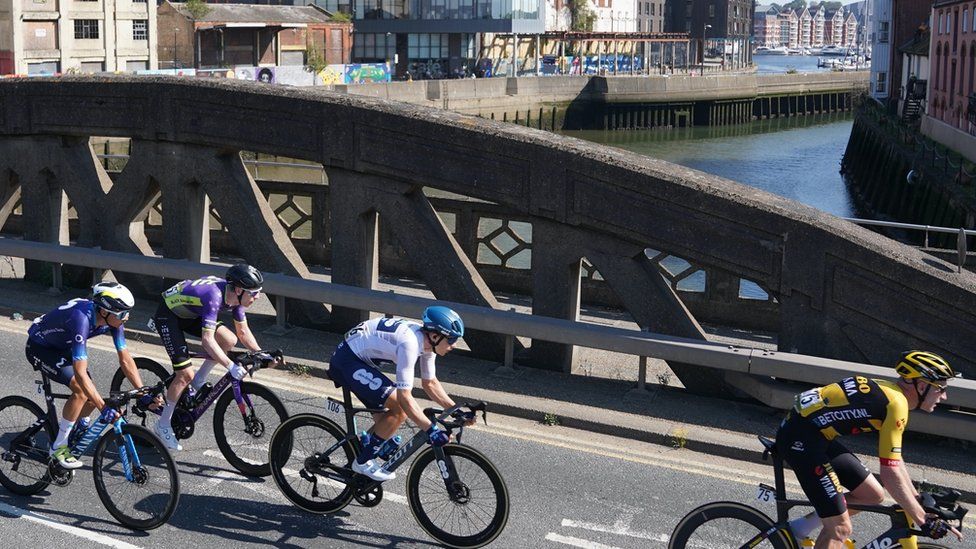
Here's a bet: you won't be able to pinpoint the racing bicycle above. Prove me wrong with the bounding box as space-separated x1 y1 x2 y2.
669 435 969 549
0 377 180 530
268 384 510 548
109 349 287 476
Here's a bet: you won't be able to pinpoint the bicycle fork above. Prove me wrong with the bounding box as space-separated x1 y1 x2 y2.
432 447 469 503
231 381 262 436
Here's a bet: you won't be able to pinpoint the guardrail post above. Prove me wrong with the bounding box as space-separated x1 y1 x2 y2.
958 227 968 273
492 308 518 379
264 294 292 336
48 263 63 294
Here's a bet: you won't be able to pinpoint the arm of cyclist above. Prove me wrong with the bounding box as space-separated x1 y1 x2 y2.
234 319 261 352
420 378 476 426
396 388 435 431
880 463 963 540
117 348 145 389
73 359 106 411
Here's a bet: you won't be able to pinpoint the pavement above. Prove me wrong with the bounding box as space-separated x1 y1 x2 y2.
0 274 972 506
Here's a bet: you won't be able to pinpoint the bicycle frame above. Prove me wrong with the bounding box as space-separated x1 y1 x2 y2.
324 386 465 495
747 439 944 549
148 371 254 425
12 374 143 482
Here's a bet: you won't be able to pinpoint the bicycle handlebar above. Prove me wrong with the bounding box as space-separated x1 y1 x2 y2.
107 384 161 409
227 349 285 376
423 402 489 435
918 490 969 525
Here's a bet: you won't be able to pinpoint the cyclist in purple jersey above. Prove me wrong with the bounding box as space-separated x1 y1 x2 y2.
150 263 274 450
26 282 149 469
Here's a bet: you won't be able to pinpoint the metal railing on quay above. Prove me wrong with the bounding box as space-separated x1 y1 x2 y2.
844 217 972 272
1 238 973 441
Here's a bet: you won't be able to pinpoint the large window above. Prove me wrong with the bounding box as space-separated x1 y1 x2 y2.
74 19 99 39
407 33 449 60
878 21 889 43
353 32 395 61
132 19 147 41
875 71 886 94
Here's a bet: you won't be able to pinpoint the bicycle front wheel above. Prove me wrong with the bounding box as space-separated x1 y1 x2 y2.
0 395 53 496
92 423 180 530
669 501 793 549
406 444 509 549
213 381 288 477
268 413 356 514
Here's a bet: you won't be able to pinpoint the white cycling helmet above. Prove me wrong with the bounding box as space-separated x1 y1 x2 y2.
92 281 135 314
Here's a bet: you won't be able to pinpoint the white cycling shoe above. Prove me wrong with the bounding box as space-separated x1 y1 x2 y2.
352 459 396 482
154 423 183 451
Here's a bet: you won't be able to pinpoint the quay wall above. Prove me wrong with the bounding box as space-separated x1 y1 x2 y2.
842 102 976 256
326 72 869 130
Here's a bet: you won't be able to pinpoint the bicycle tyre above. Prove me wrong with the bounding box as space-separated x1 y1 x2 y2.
268 413 356 514
669 501 793 549
213 381 288 477
109 358 170 430
0 395 53 496
91 423 180 530
406 443 510 549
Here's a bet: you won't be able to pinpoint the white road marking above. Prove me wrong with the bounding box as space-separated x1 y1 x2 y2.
0 500 143 549
545 532 624 549
561 518 670 542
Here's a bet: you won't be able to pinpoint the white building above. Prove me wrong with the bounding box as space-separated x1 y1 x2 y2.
0 0 157 75
869 0 892 101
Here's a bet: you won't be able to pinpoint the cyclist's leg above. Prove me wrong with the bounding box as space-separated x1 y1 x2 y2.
372 391 408 440
816 513 853 549
28 342 84 469
152 304 193 448
828 442 884 512
191 323 236 391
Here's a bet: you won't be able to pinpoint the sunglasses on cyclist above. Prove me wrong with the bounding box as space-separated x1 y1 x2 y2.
918 379 948 394
108 310 130 322
238 288 261 298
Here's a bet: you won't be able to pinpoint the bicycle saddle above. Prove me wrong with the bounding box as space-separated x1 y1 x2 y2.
758 435 777 460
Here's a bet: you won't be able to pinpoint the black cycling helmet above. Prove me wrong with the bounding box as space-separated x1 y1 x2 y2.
225 263 263 291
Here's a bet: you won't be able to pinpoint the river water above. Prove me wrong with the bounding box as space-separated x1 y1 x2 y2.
560 110 858 217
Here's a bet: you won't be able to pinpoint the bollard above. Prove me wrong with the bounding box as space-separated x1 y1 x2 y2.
276 294 287 329
492 307 518 379
637 355 648 391
49 263 63 294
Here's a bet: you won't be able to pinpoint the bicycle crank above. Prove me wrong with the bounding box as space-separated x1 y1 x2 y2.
47 461 74 487
354 479 383 507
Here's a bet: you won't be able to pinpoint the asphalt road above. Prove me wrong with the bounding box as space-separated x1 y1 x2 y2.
0 320 972 549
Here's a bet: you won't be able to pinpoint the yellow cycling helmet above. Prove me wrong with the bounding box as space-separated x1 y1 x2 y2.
895 350 957 383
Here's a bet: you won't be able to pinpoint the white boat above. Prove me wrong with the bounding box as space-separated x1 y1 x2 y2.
756 46 788 55
807 47 823 55
787 48 802 55
820 45 848 56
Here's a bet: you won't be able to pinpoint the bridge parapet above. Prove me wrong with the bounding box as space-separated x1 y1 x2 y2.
0 76 972 396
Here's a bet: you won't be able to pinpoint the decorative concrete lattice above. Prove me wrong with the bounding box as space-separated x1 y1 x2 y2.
477 218 531 269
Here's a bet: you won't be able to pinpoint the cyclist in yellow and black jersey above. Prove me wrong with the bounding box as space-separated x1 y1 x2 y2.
775 351 964 549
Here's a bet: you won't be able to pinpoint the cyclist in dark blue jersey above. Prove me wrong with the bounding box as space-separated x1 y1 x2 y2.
26 282 149 469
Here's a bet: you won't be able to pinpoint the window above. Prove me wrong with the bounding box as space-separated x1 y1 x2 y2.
637 2 640 15
648 2 652 15
353 32 395 61
875 71 886 94
74 19 99 39
79 61 102 73
878 21 889 43
708 3 714 18
407 33 449 59
965 9 969 33
132 20 147 41
940 12 944 34
685 3 691 17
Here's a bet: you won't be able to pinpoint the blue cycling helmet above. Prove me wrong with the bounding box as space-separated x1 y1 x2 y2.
422 306 464 343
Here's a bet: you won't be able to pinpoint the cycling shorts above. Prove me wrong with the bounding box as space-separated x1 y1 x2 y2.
152 302 224 370
25 340 92 387
775 415 872 518
327 341 395 410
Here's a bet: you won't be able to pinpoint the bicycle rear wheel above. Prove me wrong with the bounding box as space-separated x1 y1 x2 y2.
406 444 509 549
268 413 356 514
91 423 180 530
213 381 288 477
669 501 793 549
109 357 170 430
0 395 53 496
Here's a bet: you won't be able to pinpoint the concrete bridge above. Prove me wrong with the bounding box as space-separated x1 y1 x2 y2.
0 76 972 398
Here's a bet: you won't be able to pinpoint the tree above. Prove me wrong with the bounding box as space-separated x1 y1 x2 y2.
569 0 596 32
782 0 807 11
817 1 842 11
305 41 328 75
185 0 210 20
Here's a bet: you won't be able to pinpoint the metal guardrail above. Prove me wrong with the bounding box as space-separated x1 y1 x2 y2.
844 217 972 272
1 238 973 441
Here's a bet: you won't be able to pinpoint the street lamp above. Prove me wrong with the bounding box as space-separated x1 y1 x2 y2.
701 23 712 76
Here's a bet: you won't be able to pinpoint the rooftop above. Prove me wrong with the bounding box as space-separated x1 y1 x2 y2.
167 1 334 24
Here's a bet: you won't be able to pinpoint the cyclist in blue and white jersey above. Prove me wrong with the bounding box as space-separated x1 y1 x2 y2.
25 282 148 469
328 305 473 482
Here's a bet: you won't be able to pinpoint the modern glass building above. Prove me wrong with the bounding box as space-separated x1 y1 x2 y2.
315 0 544 78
